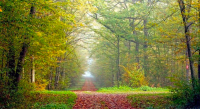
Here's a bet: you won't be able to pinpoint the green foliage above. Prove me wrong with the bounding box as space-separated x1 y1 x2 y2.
139 86 152 91
170 79 200 108
138 86 169 91
0 79 35 108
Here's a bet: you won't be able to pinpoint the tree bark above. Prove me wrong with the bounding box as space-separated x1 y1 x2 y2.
133 19 140 64
31 56 35 83
62 66 65 83
16 43 28 83
198 50 200 80
7 40 16 90
135 38 139 64
1 50 5 78
143 19 148 76
55 66 60 89
178 0 195 87
198 0 200 81
111 63 114 86
16 6 35 85
116 36 120 87
186 53 190 81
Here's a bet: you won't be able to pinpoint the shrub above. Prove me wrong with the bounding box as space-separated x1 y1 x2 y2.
170 79 200 108
139 86 153 91
0 79 35 108
120 63 148 87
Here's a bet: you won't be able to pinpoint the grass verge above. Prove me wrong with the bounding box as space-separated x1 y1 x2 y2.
127 93 174 108
97 86 169 93
27 91 77 109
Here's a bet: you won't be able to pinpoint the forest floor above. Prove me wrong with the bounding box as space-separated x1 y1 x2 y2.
72 78 135 109
72 78 172 109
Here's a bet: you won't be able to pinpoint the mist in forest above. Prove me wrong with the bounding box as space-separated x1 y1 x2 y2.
0 0 200 108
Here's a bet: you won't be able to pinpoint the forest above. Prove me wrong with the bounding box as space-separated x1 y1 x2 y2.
0 0 200 108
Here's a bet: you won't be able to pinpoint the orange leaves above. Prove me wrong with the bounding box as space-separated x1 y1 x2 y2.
73 93 134 108
0 6 2 12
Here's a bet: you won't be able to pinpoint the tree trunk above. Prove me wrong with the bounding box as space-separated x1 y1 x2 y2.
14 6 35 88
186 53 190 81
198 0 200 81
7 40 16 90
198 50 200 80
1 50 5 78
110 60 115 87
116 36 120 87
178 0 195 88
133 19 140 64
55 66 60 89
135 38 139 64
62 66 65 83
129 18 140 64
16 43 29 83
31 56 35 83
48 67 53 90
143 19 148 76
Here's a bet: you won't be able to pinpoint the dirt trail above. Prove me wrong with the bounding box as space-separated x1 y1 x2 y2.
81 78 97 91
73 78 135 109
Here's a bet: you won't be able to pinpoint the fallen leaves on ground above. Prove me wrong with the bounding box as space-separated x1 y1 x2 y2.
73 78 134 109
73 93 135 109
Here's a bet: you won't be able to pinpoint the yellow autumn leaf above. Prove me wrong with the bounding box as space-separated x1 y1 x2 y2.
80 23 84 26
0 8 2 12
36 32 42 36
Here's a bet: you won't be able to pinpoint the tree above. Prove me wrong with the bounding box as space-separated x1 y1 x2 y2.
177 0 195 87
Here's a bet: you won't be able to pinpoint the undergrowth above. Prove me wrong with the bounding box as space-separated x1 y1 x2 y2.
97 86 169 93
170 80 200 108
30 91 77 109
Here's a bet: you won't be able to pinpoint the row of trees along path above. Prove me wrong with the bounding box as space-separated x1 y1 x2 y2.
73 77 134 109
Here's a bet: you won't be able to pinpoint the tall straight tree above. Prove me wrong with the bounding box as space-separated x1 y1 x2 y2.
177 0 195 87
7 5 36 91
198 0 200 80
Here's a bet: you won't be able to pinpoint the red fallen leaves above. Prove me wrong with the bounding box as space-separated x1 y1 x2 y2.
73 78 135 109
81 78 97 91
73 93 135 109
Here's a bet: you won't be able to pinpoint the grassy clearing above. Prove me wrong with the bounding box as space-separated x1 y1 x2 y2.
127 93 174 108
26 91 77 109
97 86 169 93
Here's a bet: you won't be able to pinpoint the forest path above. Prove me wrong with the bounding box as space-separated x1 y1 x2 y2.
81 78 97 91
72 78 135 109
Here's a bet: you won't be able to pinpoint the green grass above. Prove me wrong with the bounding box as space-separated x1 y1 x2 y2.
35 90 76 94
127 93 174 108
97 86 169 93
34 103 71 109
28 90 77 109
